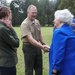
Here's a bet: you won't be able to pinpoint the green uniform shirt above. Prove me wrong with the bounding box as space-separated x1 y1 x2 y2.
0 21 19 67
20 17 41 43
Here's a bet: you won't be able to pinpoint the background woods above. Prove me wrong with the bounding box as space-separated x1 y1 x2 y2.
9 0 75 26
1 0 75 26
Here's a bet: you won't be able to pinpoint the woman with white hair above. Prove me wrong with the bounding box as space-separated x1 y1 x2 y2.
49 9 75 75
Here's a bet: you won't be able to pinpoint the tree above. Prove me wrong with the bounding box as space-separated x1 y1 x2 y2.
58 0 75 17
10 0 25 26
10 0 64 26
37 0 46 26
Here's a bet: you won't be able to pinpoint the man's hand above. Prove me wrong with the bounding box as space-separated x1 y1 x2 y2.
43 45 50 53
2 20 12 28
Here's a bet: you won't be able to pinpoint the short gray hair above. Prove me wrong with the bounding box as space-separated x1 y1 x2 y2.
27 5 37 13
54 9 74 25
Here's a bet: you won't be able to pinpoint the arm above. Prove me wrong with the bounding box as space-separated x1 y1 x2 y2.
10 28 19 39
52 30 66 72
26 35 45 50
26 34 49 52
1 27 19 48
39 34 50 52
39 34 46 45
38 23 50 49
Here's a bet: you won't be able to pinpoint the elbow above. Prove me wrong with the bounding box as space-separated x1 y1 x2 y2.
16 39 20 47
16 41 19 48
13 40 20 48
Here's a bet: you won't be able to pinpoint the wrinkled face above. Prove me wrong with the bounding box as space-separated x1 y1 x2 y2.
53 18 61 28
28 7 37 21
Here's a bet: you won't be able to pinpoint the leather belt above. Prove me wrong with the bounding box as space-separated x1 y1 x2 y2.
23 42 31 45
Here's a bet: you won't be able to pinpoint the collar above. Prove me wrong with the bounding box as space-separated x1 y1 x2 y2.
27 17 35 25
0 21 6 26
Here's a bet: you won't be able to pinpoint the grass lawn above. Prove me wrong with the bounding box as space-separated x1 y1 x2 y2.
14 27 53 75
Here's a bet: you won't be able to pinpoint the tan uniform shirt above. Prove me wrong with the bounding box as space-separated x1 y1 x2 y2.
20 17 41 43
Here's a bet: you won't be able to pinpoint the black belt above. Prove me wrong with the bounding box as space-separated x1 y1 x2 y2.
23 42 31 45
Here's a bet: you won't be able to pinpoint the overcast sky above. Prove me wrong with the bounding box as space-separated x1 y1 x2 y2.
7 0 13 3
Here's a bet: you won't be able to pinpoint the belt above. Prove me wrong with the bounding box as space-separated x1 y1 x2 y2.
23 42 31 45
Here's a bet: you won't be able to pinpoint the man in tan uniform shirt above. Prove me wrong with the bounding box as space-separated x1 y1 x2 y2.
20 5 49 75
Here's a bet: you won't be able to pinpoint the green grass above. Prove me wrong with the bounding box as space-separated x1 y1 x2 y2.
14 27 53 75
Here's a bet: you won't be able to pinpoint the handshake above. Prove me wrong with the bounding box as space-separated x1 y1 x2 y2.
42 44 50 53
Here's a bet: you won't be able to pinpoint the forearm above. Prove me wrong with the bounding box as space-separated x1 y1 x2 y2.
10 28 18 38
26 35 44 49
39 35 45 45
2 27 19 48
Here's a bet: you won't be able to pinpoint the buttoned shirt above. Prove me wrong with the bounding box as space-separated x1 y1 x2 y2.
20 17 41 43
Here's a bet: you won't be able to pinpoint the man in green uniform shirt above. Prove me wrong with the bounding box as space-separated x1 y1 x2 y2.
20 5 49 75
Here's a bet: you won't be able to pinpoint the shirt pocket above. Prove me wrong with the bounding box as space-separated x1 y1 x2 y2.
30 25 35 34
35 25 40 35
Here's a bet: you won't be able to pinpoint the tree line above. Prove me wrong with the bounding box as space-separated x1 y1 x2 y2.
10 0 75 27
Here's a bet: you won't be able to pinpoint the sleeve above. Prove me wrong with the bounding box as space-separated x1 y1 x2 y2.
52 30 67 71
1 27 19 48
10 28 19 39
20 23 32 38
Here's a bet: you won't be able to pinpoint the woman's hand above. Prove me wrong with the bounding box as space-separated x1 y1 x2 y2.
52 69 58 75
3 20 12 28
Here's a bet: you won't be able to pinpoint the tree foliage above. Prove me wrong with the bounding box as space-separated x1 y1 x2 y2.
58 0 75 17
10 0 75 26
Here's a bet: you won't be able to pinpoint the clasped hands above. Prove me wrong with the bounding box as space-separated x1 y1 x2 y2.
42 45 50 53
